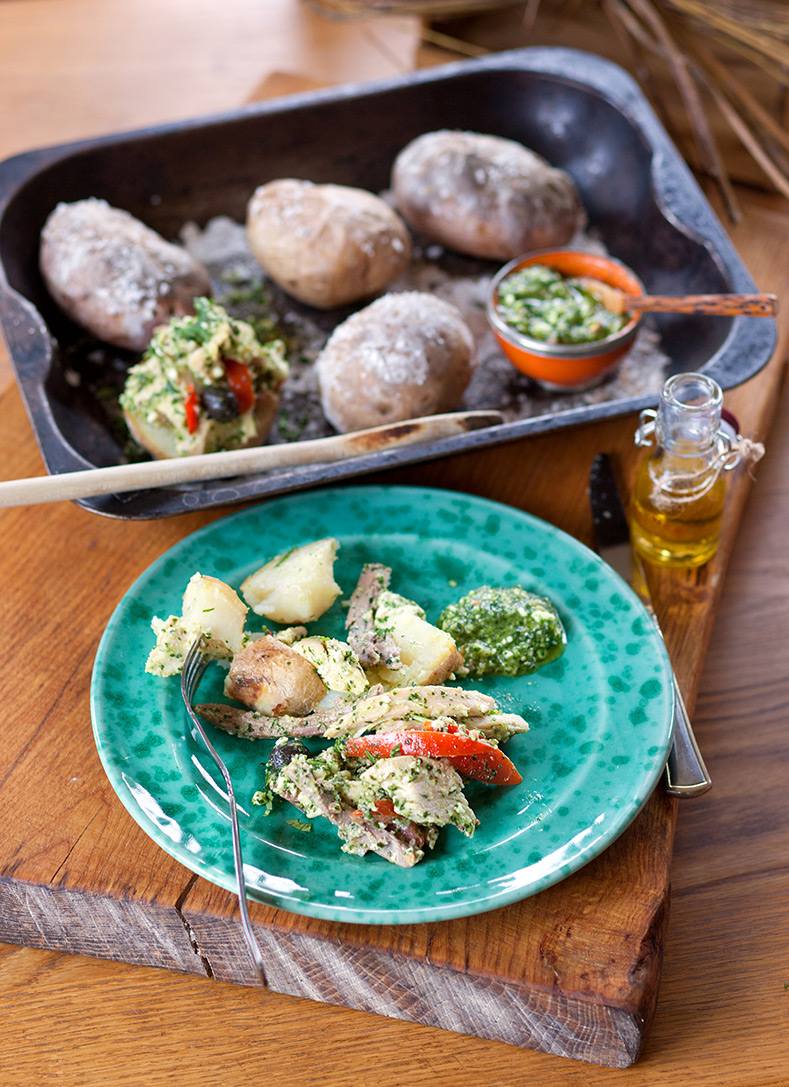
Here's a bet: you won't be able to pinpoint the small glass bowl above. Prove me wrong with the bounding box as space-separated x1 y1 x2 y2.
486 249 645 391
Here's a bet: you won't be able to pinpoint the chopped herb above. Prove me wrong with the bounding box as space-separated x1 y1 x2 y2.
439 584 566 676
496 264 630 345
251 786 274 814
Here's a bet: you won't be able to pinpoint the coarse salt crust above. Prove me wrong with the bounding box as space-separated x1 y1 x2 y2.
315 291 476 432
392 130 583 261
40 197 211 351
246 179 412 309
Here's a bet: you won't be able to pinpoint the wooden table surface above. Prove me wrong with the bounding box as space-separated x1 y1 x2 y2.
1 2 788 1083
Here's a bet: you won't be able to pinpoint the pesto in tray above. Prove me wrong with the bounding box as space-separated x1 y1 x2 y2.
496 264 630 345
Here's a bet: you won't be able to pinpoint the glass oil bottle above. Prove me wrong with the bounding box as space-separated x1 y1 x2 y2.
631 372 740 568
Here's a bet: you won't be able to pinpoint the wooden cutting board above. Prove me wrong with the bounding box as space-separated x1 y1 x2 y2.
0 70 785 1066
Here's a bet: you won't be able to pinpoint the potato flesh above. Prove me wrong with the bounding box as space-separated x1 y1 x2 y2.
241 538 341 624
124 385 280 460
372 610 463 687
181 573 248 656
146 573 247 676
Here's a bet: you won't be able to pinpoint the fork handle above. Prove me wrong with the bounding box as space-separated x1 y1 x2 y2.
227 789 269 984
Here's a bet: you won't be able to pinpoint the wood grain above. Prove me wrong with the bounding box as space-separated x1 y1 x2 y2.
2 359 788 1087
0 2 788 1082
0 369 676 1067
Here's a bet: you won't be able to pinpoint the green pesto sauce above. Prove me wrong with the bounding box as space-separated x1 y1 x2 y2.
496 264 629 345
438 585 566 677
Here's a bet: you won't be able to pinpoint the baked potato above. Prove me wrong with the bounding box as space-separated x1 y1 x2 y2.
391 129 582 261
241 538 342 625
39 198 212 351
315 291 475 433
246 178 412 309
120 297 288 458
224 635 328 716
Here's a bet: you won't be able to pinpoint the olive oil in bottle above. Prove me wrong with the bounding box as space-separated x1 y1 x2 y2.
632 451 727 566
631 373 737 568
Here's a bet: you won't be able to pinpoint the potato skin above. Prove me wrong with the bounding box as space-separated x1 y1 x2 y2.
246 179 412 309
39 198 212 350
391 130 582 261
224 636 328 716
315 291 475 433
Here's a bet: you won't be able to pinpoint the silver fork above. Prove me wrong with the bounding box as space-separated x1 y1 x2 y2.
181 637 267 985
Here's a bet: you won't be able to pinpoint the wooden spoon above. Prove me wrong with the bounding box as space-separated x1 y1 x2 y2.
0 409 503 509
579 279 778 317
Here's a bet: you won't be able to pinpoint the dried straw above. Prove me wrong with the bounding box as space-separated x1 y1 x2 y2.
609 0 789 214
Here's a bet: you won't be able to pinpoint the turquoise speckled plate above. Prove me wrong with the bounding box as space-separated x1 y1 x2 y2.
91 485 674 925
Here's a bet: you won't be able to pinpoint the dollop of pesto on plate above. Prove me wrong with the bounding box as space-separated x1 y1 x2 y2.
496 264 630 345
438 584 566 677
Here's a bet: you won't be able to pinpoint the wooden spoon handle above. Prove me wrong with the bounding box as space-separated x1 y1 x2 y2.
0 410 503 509
627 293 778 316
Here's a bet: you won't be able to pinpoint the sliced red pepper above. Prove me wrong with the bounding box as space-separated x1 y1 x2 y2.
343 731 522 786
223 358 255 414
184 384 199 434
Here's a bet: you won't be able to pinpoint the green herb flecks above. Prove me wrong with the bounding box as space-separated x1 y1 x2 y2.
439 584 566 677
497 264 630 345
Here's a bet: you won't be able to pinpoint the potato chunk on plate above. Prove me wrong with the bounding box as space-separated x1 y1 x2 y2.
146 573 247 676
241 538 342 625
368 591 464 687
224 635 328 716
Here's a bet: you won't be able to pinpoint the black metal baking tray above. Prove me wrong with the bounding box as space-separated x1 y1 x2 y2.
0 47 775 519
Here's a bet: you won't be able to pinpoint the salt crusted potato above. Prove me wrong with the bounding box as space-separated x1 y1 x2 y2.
39 198 212 351
224 635 328 716
391 129 582 261
315 291 475 433
246 179 412 309
241 538 342 625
